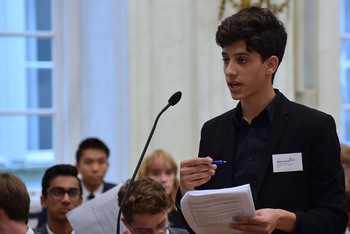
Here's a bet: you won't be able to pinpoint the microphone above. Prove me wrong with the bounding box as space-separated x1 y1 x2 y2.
116 91 182 233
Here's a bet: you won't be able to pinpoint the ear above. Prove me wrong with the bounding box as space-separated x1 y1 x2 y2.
41 195 48 209
0 207 5 216
121 217 131 229
75 162 81 172
265 55 279 75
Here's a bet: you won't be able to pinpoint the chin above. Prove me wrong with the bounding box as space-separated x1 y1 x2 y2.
231 94 242 100
166 189 172 195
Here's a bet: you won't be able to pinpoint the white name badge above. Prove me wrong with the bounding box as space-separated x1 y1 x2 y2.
272 152 303 173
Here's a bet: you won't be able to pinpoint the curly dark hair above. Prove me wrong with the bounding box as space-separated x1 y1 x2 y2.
118 177 171 223
216 6 287 82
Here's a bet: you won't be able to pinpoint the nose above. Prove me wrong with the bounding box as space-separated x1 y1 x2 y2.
91 162 99 171
159 173 167 182
224 61 238 77
61 192 71 202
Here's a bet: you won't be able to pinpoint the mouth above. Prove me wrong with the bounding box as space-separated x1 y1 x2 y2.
60 208 71 213
90 176 102 181
228 81 242 90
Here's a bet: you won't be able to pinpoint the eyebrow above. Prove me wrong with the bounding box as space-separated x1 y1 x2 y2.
221 51 250 56
156 218 167 228
133 217 167 231
51 187 79 190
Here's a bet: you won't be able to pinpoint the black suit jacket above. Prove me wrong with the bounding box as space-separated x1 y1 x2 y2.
33 230 42 234
103 181 116 192
168 227 190 234
177 93 348 234
35 223 48 234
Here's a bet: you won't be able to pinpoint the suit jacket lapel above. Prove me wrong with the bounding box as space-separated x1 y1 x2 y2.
252 94 290 200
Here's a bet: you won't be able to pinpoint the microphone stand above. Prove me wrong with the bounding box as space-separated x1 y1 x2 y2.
116 92 181 233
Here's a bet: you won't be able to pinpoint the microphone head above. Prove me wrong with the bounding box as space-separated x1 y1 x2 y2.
168 91 182 106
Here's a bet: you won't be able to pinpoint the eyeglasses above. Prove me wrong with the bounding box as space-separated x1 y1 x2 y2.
47 187 81 201
129 223 169 234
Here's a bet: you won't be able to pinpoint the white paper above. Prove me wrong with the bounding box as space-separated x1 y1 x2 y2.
181 184 256 234
66 184 128 234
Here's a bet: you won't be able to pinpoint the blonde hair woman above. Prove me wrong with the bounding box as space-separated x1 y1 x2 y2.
138 149 185 229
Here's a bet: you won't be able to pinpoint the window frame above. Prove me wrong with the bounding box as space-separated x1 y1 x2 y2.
0 1 58 164
341 0 350 143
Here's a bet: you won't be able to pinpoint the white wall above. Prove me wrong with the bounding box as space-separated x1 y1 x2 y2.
57 0 129 183
127 0 300 173
59 0 342 180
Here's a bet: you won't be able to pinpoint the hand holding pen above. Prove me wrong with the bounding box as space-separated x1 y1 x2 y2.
179 156 226 196
210 160 227 165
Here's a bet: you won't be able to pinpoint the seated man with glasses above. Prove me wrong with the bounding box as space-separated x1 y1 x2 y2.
118 177 189 234
35 164 83 234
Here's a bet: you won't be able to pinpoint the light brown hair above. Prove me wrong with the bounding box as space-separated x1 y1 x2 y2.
341 144 350 165
118 177 171 223
0 173 30 224
138 149 179 210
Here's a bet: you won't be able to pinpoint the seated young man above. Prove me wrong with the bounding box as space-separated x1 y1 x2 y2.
118 177 189 234
36 138 116 228
0 172 40 234
75 137 116 202
35 164 83 234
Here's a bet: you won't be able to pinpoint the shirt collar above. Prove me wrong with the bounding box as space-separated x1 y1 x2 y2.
46 224 75 234
265 89 281 122
82 182 104 202
26 226 34 234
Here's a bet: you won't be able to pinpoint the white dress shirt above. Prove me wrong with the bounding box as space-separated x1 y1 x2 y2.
82 183 104 202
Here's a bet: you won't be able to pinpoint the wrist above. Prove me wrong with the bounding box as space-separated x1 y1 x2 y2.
276 209 296 233
180 185 189 197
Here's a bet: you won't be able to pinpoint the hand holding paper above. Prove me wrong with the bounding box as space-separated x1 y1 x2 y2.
230 208 297 233
180 184 256 234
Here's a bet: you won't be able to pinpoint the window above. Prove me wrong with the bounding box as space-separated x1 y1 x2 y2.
341 0 350 143
0 0 54 188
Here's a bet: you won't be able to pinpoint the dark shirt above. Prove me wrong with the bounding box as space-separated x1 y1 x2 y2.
232 90 281 200
168 209 187 229
35 223 48 234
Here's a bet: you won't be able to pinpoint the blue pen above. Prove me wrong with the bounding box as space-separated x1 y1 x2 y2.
212 160 227 164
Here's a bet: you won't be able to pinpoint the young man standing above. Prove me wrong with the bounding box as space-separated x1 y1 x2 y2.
176 6 348 234
118 177 189 234
75 137 116 202
36 164 82 234
0 173 40 234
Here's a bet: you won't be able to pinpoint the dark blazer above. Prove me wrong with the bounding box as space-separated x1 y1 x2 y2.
177 93 348 234
35 223 48 234
168 227 190 234
102 181 116 192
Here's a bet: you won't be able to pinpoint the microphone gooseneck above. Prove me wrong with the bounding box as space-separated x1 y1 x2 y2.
116 91 182 233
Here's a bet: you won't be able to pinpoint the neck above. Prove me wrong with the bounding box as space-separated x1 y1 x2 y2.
83 181 100 193
241 88 276 124
0 219 28 234
47 218 73 234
